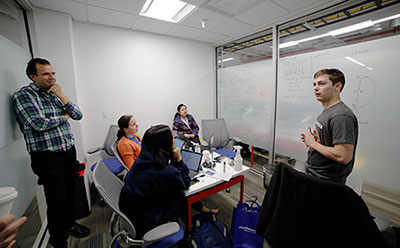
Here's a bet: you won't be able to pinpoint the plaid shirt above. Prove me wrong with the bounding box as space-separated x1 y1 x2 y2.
12 83 83 152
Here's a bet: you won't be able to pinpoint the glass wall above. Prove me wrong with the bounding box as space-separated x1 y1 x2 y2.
217 0 400 190
217 29 274 171
276 0 400 190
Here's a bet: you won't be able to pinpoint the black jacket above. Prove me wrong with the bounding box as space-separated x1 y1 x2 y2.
256 162 386 248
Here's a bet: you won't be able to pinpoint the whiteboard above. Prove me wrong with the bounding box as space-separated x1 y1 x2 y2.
217 60 274 149
276 34 400 191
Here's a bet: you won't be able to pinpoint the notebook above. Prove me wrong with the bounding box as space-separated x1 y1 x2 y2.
181 149 202 179
175 138 185 150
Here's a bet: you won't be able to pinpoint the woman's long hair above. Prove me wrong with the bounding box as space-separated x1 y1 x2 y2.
117 115 133 140
174 103 186 119
142 124 174 169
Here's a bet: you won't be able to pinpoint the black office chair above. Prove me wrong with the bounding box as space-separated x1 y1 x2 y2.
256 162 386 248
93 159 184 248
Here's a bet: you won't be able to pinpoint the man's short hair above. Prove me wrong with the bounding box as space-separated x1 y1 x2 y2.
26 58 51 81
314 69 345 92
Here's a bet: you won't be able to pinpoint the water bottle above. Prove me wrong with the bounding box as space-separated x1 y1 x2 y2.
233 145 243 171
194 143 201 153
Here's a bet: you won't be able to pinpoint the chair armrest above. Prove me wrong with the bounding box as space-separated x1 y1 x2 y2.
87 147 102 154
143 222 180 243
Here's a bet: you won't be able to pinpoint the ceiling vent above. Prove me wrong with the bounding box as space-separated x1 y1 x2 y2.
207 0 263 15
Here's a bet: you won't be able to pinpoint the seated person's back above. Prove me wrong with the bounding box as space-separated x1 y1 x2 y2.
116 115 142 169
119 124 191 238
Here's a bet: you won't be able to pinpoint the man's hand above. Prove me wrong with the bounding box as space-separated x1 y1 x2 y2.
64 113 70 120
300 127 316 147
0 215 27 248
49 83 69 105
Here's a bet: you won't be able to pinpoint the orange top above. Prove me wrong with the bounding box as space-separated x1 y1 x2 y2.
117 134 142 169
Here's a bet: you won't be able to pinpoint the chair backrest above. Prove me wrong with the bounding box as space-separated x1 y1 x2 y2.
103 125 119 156
201 119 230 149
256 162 386 248
93 159 136 238
111 139 130 171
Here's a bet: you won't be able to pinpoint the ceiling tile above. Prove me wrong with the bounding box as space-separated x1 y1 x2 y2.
193 31 227 44
88 0 145 14
212 18 253 36
88 6 136 29
132 16 176 35
31 0 87 22
167 25 205 40
271 0 321 12
184 0 208 6
180 7 229 30
235 1 289 26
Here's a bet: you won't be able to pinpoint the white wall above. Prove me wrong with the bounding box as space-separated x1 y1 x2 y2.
31 8 215 160
72 22 215 153
31 8 85 160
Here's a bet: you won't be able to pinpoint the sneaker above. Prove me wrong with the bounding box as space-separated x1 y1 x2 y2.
67 222 90 238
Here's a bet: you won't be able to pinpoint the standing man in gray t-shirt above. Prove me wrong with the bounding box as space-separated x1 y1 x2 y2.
301 69 358 184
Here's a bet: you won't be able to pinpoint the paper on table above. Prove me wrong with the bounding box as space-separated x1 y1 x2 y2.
210 162 235 181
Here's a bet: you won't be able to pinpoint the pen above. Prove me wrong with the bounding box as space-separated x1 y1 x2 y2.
223 161 226 173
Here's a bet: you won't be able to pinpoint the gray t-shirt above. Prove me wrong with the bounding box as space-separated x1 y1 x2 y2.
306 101 358 183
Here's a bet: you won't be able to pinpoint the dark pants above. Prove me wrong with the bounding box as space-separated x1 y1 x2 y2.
30 146 77 248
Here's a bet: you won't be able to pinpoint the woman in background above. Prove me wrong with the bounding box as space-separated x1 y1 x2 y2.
119 124 218 238
173 103 200 146
116 115 141 169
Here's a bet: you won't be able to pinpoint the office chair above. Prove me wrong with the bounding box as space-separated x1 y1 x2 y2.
93 159 184 248
256 162 386 248
201 118 241 149
111 139 130 171
86 125 126 175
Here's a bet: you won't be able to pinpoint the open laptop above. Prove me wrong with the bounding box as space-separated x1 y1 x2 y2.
181 149 202 179
175 137 185 150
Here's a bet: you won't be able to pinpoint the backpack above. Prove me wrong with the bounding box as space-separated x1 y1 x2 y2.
190 212 233 248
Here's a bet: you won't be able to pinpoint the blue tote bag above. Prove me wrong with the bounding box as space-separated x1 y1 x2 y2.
231 197 264 248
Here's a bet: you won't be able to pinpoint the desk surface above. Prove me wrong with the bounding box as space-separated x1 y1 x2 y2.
185 163 249 196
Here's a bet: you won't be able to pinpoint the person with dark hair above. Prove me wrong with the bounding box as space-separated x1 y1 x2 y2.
300 68 358 184
119 124 218 238
116 115 142 169
172 104 200 147
12 58 90 248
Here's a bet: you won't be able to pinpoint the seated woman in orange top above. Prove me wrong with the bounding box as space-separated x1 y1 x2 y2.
117 115 142 169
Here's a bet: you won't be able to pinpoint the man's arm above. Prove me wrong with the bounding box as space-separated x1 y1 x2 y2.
12 91 68 132
50 83 83 120
301 129 354 164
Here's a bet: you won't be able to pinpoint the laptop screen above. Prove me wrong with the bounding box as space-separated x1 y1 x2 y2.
181 149 202 172
175 138 185 149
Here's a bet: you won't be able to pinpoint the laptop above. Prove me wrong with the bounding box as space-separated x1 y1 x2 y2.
181 149 202 179
175 138 185 150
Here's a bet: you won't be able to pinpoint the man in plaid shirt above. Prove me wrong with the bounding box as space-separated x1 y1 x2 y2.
12 58 90 248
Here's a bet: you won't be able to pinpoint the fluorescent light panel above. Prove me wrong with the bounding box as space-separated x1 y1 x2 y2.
345 56 365 67
140 0 197 23
218 57 234 63
279 13 400 49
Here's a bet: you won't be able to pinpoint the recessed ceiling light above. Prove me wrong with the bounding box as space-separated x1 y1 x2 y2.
140 0 197 23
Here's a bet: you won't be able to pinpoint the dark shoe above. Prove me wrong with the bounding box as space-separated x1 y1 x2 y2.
67 222 90 238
